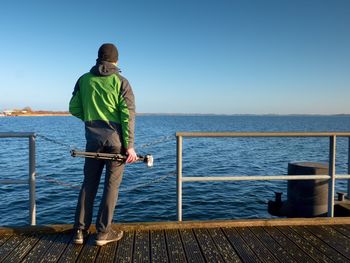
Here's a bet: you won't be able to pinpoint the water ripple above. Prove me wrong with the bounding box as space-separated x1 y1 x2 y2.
0 115 349 225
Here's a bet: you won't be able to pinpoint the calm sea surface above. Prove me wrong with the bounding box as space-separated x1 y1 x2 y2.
0 115 350 226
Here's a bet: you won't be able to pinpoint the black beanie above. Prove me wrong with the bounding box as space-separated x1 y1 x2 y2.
97 43 118 62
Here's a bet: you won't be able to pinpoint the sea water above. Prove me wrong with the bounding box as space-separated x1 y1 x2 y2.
0 115 349 226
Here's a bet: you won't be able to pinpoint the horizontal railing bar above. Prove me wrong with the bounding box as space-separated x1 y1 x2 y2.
176 132 350 137
0 179 28 184
335 174 350 179
182 175 331 182
0 132 36 138
181 175 350 182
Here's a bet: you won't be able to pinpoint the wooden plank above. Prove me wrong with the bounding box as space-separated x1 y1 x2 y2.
165 229 187 263
223 227 260 263
0 235 26 262
114 231 134 263
277 226 332 262
331 224 350 239
250 227 297 263
292 226 349 262
2 218 350 234
0 235 24 261
3 234 41 263
150 230 169 263
95 239 118 263
319 225 350 247
316 225 350 252
0 225 74 235
57 234 85 263
179 229 204 263
37 233 72 263
0 234 11 247
208 228 241 263
2 222 350 263
306 225 350 259
237 227 279 263
133 230 150 263
110 217 350 231
76 234 100 262
263 226 316 263
342 224 350 232
21 234 58 263
194 228 224 263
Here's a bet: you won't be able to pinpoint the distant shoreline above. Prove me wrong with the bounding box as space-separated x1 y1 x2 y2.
0 112 70 117
17 113 70 117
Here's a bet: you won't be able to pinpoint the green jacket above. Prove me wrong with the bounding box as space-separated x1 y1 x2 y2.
69 61 135 149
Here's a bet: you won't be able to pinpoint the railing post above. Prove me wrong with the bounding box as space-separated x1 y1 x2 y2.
348 137 350 199
177 135 183 221
327 135 336 217
29 135 36 225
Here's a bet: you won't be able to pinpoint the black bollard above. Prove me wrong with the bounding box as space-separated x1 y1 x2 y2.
287 162 328 217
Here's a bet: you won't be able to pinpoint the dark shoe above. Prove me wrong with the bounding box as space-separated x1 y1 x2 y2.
73 229 89 244
95 229 123 246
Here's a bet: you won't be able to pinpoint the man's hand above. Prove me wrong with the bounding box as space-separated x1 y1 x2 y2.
126 148 138 163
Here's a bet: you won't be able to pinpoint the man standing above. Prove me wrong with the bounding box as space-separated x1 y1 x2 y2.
69 43 137 246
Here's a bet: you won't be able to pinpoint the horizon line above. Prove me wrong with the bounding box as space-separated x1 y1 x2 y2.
1 109 349 116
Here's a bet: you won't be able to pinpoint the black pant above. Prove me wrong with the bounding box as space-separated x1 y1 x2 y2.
74 141 124 233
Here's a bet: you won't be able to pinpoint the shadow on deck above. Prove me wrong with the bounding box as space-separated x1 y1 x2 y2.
1 218 350 262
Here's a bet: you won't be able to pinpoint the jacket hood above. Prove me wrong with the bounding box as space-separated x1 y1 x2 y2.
90 61 120 76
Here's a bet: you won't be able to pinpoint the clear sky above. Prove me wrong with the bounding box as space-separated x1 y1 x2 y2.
0 0 349 114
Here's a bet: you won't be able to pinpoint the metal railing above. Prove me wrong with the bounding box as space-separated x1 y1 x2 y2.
0 132 36 225
176 132 350 221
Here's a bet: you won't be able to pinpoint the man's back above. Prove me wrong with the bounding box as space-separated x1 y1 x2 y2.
69 60 135 150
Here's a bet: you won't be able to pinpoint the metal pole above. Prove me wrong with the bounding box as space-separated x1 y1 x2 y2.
348 137 350 199
176 135 183 221
29 135 36 225
328 135 336 217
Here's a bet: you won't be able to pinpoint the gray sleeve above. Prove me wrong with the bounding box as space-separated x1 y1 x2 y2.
119 78 136 149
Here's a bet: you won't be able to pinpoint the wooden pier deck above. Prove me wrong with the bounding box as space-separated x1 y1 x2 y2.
1 218 350 262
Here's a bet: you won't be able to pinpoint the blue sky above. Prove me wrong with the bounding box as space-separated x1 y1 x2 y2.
0 0 349 114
